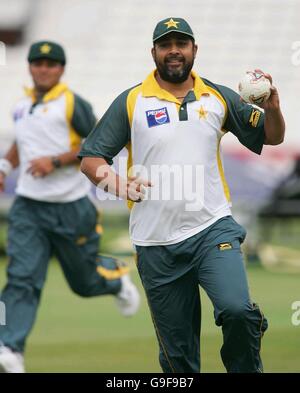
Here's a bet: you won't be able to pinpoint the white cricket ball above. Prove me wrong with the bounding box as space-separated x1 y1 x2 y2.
238 71 271 105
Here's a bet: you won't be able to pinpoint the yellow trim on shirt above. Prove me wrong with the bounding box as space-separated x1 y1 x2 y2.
65 89 81 150
43 83 68 102
141 70 210 103
127 85 142 127
191 71 211 100
24 83 68 103
142 70 180 104
217 136 231 202
126 85 142 210
205 86 228 128
126 142 134 210
24 87 36 103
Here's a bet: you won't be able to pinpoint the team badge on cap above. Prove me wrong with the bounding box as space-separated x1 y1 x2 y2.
40 44 52 54
164 18 180 29
146 107 170 127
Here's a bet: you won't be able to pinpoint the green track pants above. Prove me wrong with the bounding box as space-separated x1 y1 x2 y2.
136 216 268 373
0 196 124 353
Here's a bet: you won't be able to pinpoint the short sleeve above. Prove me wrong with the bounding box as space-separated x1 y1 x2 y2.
78 89 131 165
71 94 97 138
220 85 265 154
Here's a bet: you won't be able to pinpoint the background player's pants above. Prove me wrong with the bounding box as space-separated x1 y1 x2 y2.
136 216 268 373
0 196 123 353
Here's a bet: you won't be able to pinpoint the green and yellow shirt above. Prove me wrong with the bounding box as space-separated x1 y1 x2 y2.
14 83 96 202
80 70 265 246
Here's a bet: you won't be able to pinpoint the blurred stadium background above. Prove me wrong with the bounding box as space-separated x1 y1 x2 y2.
0 0 300 372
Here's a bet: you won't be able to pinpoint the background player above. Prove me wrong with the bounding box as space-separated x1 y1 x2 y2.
0 40 140 373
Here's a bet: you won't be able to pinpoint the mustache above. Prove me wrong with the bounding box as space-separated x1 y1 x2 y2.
165 55 185 62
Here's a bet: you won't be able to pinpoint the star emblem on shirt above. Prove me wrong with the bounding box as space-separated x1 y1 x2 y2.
197 105 208 120
40 44 52 54
164 18 180 29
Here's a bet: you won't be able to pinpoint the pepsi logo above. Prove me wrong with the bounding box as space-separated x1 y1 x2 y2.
146 107 170 128
154 110 168 124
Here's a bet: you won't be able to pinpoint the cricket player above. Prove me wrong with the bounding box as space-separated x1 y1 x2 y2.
79 18 285 373
0 41 140 373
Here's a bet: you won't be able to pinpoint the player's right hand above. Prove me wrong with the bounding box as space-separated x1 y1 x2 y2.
0 172 6 192
127 176 152 202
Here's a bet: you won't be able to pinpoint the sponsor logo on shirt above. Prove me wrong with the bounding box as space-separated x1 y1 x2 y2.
13 108 25 122
146 107 170 128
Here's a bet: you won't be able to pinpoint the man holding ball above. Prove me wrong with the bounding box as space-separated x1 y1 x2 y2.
79 18 285 373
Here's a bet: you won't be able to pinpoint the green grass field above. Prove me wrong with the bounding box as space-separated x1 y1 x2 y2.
0 214 300 373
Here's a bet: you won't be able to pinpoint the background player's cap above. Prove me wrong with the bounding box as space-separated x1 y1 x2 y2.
28 41 66 65
153 17 194 43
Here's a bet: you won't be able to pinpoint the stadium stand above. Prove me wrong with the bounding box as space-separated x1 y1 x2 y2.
0 0 299 208
0 0 299 141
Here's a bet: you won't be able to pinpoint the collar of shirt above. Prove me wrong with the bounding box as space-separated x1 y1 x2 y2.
141 69 210 104
24 82 69 104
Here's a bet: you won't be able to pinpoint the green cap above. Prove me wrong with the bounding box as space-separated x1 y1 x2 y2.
153 17 194 43
27 41 66 65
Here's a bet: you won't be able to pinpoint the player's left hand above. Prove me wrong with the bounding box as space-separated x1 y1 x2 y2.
254 69 280 111
27 157 55 177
